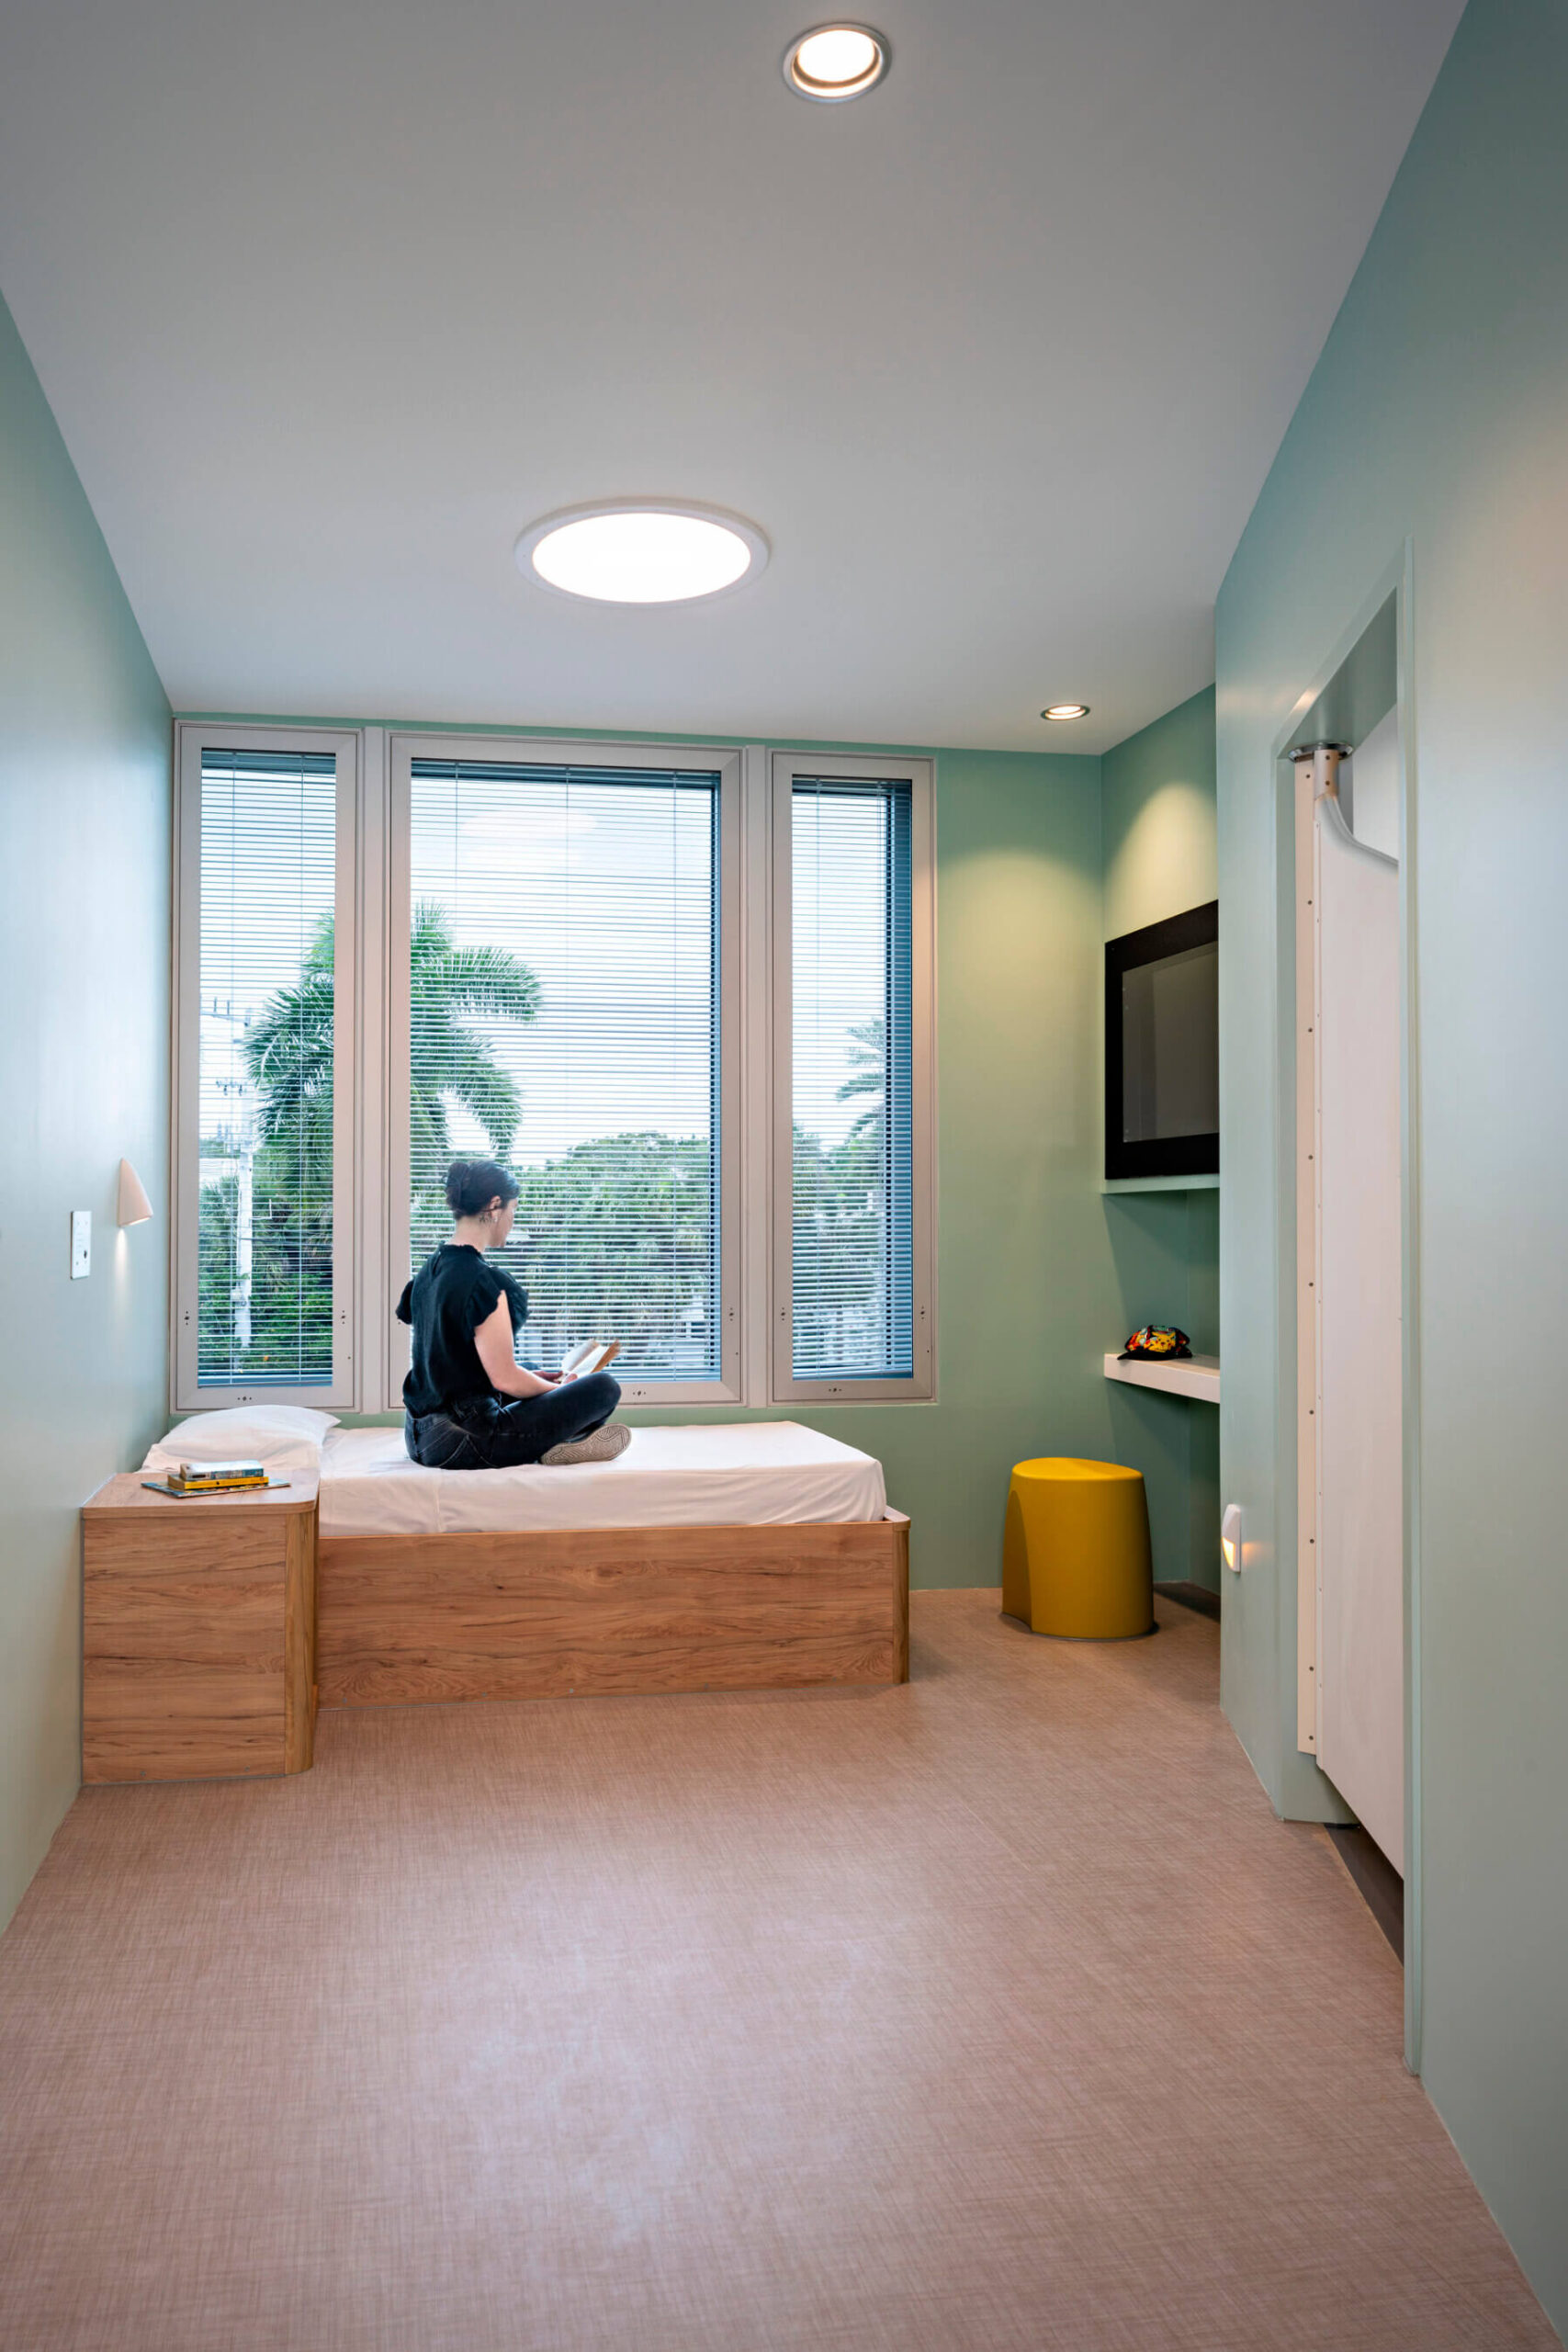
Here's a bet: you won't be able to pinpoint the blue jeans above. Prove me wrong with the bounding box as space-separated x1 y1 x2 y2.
404 1374 622 1469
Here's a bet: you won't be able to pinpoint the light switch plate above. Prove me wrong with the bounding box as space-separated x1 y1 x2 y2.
71 1209 91 1279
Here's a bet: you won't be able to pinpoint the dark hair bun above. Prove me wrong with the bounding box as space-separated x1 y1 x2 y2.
445 1159 520 1218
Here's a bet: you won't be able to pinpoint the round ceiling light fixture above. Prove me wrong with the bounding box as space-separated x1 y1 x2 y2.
1041 703 1091 721
783 22 890 102
516 501 770 605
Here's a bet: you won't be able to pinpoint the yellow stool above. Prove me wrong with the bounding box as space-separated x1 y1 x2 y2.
1002 1458 1154 1639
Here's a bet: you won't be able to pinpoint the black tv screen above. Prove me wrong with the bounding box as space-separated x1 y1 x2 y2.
1104 901 1219 1181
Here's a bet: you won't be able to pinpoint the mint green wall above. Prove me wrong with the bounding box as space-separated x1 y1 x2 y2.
1102 687 1217 940
1215 0 1568 2328
0 291 172 1933
1100 690 1221 1591
771 747 1128 1586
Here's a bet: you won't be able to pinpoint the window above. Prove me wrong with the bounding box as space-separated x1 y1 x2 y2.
171 729 931 1412
772 755 934 1400
173 729 357 1408
389 740 741 1402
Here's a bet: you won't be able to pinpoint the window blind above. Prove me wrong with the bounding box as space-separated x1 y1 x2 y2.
407 760 722 1380
790 777 914 1380
197 748 339 1386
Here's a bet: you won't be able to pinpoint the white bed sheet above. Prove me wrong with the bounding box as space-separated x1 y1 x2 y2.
318 1420 887 1539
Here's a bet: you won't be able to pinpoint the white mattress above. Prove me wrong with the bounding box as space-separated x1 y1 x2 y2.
317 1420 887 1540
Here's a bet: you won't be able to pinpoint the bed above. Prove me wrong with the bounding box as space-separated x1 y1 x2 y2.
310 1421 908 1709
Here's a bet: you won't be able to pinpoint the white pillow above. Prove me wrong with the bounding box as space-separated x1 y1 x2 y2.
143 1405 339 1475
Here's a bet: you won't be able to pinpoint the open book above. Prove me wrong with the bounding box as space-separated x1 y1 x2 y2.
560 1340 622 1380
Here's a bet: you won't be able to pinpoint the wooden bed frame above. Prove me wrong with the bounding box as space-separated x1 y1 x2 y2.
316 1511 909 1709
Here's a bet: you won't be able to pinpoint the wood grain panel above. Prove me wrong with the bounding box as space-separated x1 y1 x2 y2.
80 1680 288 1785
317 1517 910 1708
282 1509 318 1774
82 1474 319 1783
887 1513 910 1684
85 1522 287 1662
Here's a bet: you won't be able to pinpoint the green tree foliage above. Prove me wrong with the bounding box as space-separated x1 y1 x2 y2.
198 905 540 1385
786 1015 893 1368
199 900 886 1387
197 1170 242 1370
407 903 541 1208
243 922 335 1197
492 1125 880 1379
791 1118 886 1372
467 1132 719 1374
836 1015 887 1146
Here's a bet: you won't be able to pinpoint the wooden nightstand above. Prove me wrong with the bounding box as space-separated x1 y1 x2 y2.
82 1473 319 1784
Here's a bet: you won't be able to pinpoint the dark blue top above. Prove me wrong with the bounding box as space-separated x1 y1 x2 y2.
397 1244 529 1416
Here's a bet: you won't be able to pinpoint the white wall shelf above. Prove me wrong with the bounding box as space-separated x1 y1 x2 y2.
1103 1351 1220 1402
1100 1173 1220 1194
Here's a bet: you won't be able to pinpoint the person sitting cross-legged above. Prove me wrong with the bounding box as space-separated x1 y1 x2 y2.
399 1158 629 1470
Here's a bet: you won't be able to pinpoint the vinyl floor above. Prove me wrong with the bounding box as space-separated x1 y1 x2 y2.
0 1589 1555 2350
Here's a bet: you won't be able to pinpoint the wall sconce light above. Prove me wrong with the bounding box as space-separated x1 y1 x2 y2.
1220 1502 1243 1573
117 1159 154 1227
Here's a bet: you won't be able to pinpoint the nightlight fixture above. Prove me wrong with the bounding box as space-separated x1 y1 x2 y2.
783 22 890 102
516 502 769 605
1042 703 1091 721
117 1159 154 1227
1221 1502 1243 1574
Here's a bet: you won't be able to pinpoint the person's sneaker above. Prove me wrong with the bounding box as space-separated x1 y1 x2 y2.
541 1422 632 1467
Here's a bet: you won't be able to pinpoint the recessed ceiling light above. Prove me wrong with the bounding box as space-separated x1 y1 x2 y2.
784 22 890 102
1041 703 1091 721
516 502 769 605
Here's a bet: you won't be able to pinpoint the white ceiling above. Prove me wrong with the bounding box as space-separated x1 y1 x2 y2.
0 0 1462 752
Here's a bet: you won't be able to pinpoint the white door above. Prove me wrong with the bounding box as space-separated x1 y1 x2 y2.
1314 786 1403 1867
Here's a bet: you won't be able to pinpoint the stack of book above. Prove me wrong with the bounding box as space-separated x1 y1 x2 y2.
166 1459 269 1495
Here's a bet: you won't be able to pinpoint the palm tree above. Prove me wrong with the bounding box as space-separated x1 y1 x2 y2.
208 906 541 1374
243 903 541 1185
407 901 541 1182
836 1016 887 1146
243 918 336 1197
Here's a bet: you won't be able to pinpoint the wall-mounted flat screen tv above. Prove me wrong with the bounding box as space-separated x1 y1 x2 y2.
1104 900 1219 1181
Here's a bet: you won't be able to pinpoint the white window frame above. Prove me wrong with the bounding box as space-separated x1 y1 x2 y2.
385 733 746 1409
770 752 937 1404
170 722 360 1411
170 726 938 1416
